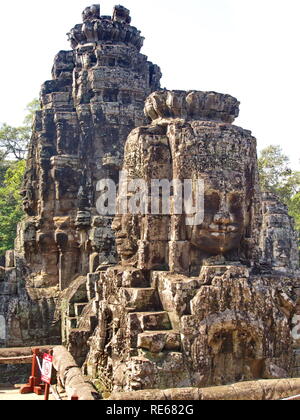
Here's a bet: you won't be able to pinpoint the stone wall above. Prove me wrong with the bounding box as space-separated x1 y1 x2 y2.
0 251 61 348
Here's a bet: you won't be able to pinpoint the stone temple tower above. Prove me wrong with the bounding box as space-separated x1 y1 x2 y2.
0 4 161 347
19 4 161 290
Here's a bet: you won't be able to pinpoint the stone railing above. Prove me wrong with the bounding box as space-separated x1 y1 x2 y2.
109 378 300 401
0 346 100 400
53 346 100 400
0 346 53 365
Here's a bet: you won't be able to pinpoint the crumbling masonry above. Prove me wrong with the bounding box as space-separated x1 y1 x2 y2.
0 4 299 394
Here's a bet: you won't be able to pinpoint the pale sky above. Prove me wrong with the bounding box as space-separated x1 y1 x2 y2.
0 0 299 168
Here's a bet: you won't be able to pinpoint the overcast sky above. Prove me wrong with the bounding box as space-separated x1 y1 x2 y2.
0 0 299 168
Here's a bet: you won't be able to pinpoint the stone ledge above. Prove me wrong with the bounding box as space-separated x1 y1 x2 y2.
109 378 300 401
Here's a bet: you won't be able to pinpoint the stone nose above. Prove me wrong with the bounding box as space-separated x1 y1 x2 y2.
112 217 122 232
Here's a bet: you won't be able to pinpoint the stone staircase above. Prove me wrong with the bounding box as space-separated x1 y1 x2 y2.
64 274 100 331
111 271 188 391
63 268 189 390
137 330 181 354
62 275 99 365
115 273 181 355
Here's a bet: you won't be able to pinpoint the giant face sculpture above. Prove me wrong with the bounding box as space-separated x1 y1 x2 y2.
190 176 250 255
112 214 141 264
113 90 259 270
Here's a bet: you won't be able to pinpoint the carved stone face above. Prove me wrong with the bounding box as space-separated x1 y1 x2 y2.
112 215 140 262
190 177 250 255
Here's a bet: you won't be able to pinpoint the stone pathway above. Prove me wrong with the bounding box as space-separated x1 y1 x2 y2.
0 384 54 400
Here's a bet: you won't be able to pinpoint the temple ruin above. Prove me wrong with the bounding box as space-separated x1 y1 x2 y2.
0 4 299 397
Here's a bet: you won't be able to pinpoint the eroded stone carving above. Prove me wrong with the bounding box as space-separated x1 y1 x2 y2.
260 192 299 274
0 4 299 396
114 91 261 275
84 90 299 392
0 4 161 348
68 5 143 51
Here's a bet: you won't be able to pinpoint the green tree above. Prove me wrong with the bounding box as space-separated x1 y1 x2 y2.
0 152 9 187
0 98 40 161
258 145 300 244
258 145 300 204
22 98 40 127
0 160 26 255
0 98 39 256
0 124 31 161
289 192 300 232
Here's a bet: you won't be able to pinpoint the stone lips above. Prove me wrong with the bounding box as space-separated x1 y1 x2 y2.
144 90 240 123
68 4 144 51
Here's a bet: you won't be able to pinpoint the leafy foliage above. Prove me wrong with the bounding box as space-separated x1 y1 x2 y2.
258 145 300 204
289 193 300 233
258 145 300 245
0 124 31 161
0 160 26 255
0 99 39 256
22 98 40 127
0 98 39 161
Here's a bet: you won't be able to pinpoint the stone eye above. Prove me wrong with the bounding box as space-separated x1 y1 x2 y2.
229 193 242 214
204 192 220 214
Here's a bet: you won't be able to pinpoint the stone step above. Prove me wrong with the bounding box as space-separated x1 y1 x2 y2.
87 273 100 301
127 311 172 348
137 330 181 353
74 302 88 317
66 317 78 330
129 311 172 332
127 353 189 391
75 301 97 332
120 288 160 312
103 267 150 288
